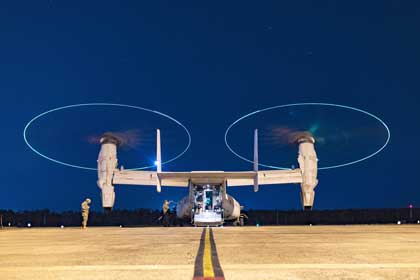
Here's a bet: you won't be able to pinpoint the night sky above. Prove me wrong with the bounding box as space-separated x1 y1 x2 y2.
1 1 419 211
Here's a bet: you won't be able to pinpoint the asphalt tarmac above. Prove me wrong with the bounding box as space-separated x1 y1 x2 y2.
1 225 420 280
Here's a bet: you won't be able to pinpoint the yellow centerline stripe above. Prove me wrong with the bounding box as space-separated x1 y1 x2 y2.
203 228 215 277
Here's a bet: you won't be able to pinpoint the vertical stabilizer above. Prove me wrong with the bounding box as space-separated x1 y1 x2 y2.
156 129 162 172
156 129 162 192
253 129 259 192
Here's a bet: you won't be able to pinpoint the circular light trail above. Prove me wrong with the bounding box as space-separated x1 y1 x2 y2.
225 103 390 170
23 103 191 171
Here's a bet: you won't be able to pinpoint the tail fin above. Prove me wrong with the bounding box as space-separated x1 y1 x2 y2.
253 129 259 192
156 129 162 192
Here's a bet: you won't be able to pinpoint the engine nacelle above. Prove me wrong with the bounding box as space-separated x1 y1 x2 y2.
222 194 241 220
296 134 318 210
101 186 115 210
97 134 119 210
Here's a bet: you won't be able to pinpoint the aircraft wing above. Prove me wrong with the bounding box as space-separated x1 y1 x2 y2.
227 169 303 186
112 128 302 189
113 170 189 187
113 169 302 187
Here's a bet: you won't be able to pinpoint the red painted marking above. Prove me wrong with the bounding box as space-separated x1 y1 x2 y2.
193 277 225 280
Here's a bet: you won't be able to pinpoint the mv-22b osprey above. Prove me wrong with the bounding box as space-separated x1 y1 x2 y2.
96 129 318 226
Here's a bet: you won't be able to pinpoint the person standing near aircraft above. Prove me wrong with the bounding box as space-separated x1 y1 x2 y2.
162 200 174 226
162 200 170 214
81 198 91 229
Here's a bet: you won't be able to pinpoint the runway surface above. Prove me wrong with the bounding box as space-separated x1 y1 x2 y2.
1 225 420 279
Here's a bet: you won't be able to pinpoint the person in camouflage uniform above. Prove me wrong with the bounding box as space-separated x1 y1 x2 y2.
162 200 169 215
162 200 170 227
81 198 91 229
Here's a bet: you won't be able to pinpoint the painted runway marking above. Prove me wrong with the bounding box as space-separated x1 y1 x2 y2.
1 263 420 272
193 227 225 280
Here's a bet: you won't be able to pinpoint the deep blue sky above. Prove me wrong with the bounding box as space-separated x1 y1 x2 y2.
1 1 419 211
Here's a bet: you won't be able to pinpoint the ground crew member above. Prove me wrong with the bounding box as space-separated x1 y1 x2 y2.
234 213 248 226
162 200 171 227
162 200 170 215
81 198 91 229
239 213 248 226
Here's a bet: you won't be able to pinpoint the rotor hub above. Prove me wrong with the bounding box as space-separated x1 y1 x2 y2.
100 133 121 146
289 131 315 145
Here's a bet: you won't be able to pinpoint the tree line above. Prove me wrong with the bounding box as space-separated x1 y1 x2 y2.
0 208 418 227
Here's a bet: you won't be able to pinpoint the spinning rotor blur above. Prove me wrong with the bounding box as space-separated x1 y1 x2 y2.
225 103 390 170
23 103 191 170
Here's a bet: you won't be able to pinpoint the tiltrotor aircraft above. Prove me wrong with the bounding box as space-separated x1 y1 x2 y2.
97 129 318 226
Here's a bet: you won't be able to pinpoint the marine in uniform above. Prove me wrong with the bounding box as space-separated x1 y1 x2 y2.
81 198 91 229
162 200 170 226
